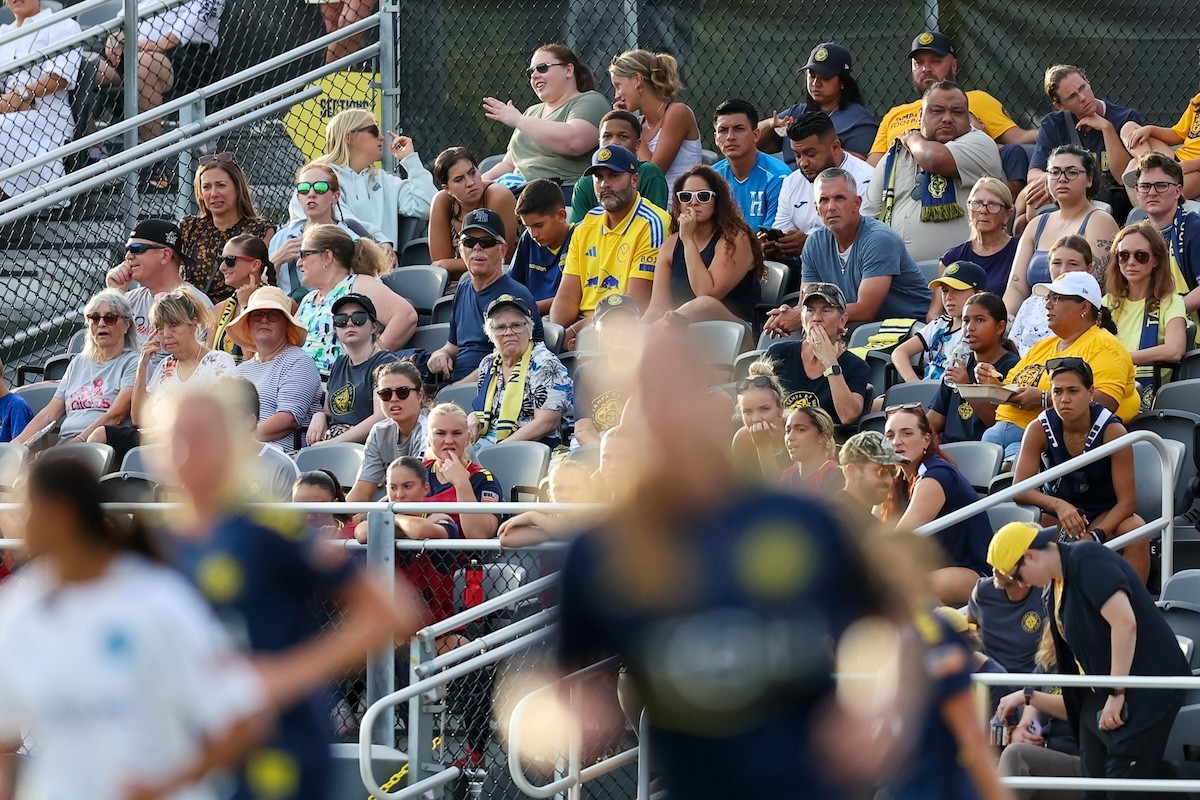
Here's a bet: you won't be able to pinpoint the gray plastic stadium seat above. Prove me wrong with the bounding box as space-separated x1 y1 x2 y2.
984 501 1039 533
941 441 1004 493
56 441 115 475
381 266 448 323
476 441 550 503
295 442 366 491
436 383 477 413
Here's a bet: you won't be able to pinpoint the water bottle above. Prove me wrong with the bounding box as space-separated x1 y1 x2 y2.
942 337 973 389
463 558 485 608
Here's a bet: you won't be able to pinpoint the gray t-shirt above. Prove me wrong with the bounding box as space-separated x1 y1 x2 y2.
233 345 323 454
53 350 138 439
248 443 302 502
357 414 429 486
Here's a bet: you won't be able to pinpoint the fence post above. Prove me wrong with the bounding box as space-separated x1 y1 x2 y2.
378 0 399 173
365 509 396 746
174 98 205 219
408 629 439 791
121 0 140 231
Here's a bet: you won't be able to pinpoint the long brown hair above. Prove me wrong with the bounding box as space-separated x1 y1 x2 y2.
670 164 766 281
533 43 595 93
1106 221 1174 315
194 158 261 221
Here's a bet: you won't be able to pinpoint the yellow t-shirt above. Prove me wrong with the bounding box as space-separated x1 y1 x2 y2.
870 90 1018 155
995 325 1139 428
1170 100 1200 162
1104 292 1187 354
563 196 670 315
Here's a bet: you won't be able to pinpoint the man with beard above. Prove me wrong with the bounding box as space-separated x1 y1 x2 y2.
770 112 874 262
551 144 670 350
868 31 1033 196
863 82 1005 263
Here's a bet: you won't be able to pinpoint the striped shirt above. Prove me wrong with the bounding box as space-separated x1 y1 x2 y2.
233 345 322 453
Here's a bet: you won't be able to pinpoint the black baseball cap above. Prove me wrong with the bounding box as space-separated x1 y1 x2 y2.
129 218 194 266
461 208 506 241
909 31 956 58
331 292 377 319
593 293 639 322
485 293 533 319
805 43 853 78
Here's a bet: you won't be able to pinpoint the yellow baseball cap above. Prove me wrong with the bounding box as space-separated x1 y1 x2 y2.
986 522 1055 576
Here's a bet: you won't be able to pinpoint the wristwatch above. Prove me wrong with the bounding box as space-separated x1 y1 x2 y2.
823 364 842 378
1023 687 1034 705
1108 687 1126 697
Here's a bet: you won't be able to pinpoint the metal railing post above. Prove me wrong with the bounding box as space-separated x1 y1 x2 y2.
174 98 205 219
378 0 399 173
407 620 438 792
121 0 139 231
365 509 396 746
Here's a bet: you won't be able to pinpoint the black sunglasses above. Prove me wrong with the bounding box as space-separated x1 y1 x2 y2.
461 235 501 249
1008 556 1026 583
198 151 237 167
885 401 924 416
296 181 332 195
333 311 372 328
298 248 326 259
735 375 776 392
351 123 381 137
126 242 167 254
1117 249 1152 264
220 254 256 267
526 61 565 77
676 190 715 204
376 386 418 401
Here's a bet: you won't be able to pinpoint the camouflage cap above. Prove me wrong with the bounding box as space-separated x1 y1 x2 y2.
838 430 908 466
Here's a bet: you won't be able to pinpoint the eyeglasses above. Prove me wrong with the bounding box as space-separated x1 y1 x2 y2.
86 312 122 325
490 322 528 335
296 181 332 195
220 254 256 267
526 62 565 77
735 375 776 392
351 123 381 137
967 199 1008 213
676 190 715 204
376 386 418 401
1046 356 1088 372
1135 181 1179 194
1043 292 1083 305
333 311 372 328
461 235 501 249
885 401 924 416
198 151 237 167
126 242 166 255
298 248 325 259
1117 249 1152 264
1047 167 1086 181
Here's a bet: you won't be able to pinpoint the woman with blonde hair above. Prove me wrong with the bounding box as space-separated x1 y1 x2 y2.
608 49 702 205
731 359 791 482
935 177 1018 313
293 107 436 245
780 405 844 493
295 223 417 376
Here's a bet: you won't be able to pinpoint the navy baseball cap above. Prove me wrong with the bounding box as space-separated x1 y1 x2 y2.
593 293 639 322
805 43 853 78
331 292 377 319
485 293 533 319
461 208 506 241
909 31 956 58
584 145 639 177
929 260 987 292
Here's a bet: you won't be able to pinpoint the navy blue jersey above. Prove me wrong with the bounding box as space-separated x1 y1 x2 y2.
173 507 357 800
509 225 575 302
558 490 879 799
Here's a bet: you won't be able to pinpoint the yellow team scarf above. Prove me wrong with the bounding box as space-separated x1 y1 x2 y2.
478 343 533 442
880 138 963 225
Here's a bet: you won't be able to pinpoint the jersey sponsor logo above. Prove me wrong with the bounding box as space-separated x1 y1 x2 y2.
585 275 599 288
481 489 500 502
1021 610 1042 633
793 201 809 209
330 382 354 416
601 275 621 289
585 246 598 257
784 390 821 411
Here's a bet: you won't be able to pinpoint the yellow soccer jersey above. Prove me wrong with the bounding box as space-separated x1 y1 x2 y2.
562 196 670 315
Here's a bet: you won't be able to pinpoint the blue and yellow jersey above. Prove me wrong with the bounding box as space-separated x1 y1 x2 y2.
563 195 670 315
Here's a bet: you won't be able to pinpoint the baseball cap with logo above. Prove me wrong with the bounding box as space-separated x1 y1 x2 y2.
584 145 639 177
129 218 194 266
593 293 639 322
805 42 853 78
908 31 956 58
801 282 847 313
839 431 908 466
929 260 988 291
1031 272 1103 309
461 208 506 241
485 293 533 319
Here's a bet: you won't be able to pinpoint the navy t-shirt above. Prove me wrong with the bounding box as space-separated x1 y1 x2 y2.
172 508 357 800
915 455 991 575
940 238 1019 298
325 349 398 429
1031 103 1142 175
763 340 870 423
558 491 877 799
448 274 545 381
930 350 1020 443
509 224 575 302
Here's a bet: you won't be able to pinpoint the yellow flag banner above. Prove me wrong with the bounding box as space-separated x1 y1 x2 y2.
282 71 382 164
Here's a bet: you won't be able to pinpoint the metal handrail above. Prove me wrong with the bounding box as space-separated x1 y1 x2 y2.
359 625 558 800
414 607 558 678
416 572 561 643
0 13 380 196
915 430 1176 578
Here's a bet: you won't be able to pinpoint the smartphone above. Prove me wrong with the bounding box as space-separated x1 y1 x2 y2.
758 227 784 242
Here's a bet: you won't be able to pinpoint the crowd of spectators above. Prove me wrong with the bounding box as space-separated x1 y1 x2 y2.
9 20 1200 798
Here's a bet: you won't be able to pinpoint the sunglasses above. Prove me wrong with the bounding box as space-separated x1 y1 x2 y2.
885 401 924 416
1117 249 1152 264
220 254 256 267
735 375 776 392
351 123 381 137
86 312 123 325
872 463 901 479
1008 556 1026 583
526 61 565 77
1046 356 1088 372
376 386 418 401
296 181 332 195
126 242 167 254
333 311 372 328
198 151 237 167
298 248 325 259
676 190 715 204
247 309 284 322
461 235 501 249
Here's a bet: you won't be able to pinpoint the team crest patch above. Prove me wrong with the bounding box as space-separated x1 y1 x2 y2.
945 263 959 276
734 522 813 599
918 32 935 46
1022 610 1042 633
958 400 974 421
330 383 354 415
785 390 821 411
197 553 244 603
814 47 829 62
928 174 948 199
597 147 612 162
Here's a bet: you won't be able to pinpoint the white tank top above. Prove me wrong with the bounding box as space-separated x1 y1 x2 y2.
649 112 704 209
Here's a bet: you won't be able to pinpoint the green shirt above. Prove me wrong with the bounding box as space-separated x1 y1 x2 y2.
570 160 669 223
507 91 611 183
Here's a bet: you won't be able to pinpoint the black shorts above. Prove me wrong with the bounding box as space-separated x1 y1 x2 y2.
103 424 141 469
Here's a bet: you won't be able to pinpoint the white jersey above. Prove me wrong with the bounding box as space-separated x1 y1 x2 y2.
0 554 264 800
774 151 874 235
